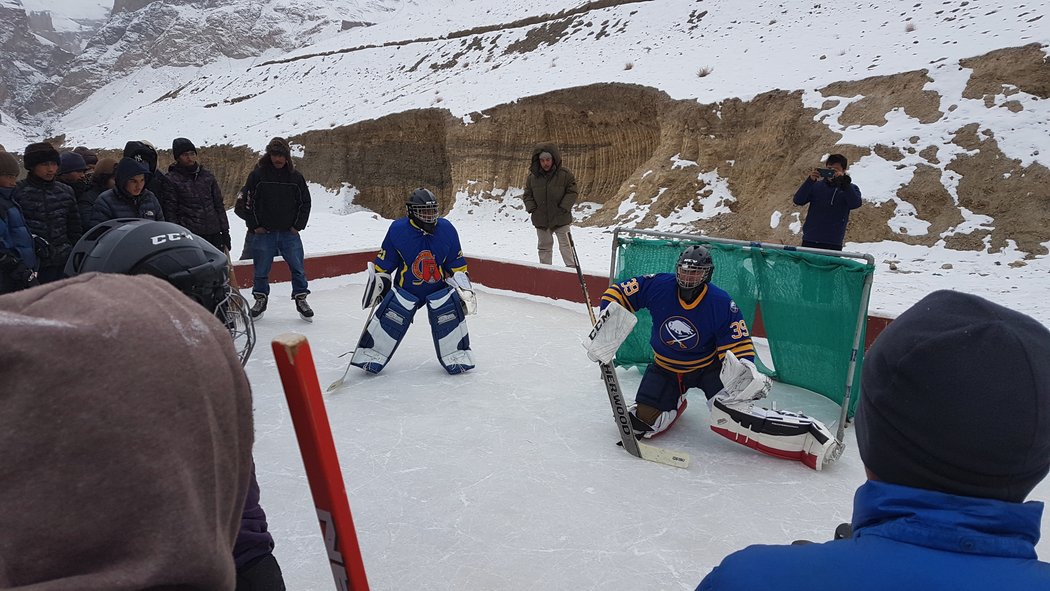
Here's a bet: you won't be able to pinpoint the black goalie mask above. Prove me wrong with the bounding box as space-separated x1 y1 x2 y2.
65 219 255 365
676 245 714 291
406 187 440 232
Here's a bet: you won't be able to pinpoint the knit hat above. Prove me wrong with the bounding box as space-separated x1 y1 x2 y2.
58 152 89 176
0 151 19 177
265 137 291 157
172 137 197 159
114 157 151 188
73 146 98 166
857 290 1050 503
94 157 118 177
123 140 158 173
539 151 553 160
23 142 61 170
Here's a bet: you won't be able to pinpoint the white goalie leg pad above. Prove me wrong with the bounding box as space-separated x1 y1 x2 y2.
708 398 843 470
426 288 475 374
718 350 771 404
350 287 418 374
585 301 638 364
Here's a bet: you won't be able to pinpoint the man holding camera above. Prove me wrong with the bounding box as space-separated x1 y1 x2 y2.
792 154 862 251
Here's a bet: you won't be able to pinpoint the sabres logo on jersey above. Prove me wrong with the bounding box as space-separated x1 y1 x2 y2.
661 316 699 350
411 250 442 284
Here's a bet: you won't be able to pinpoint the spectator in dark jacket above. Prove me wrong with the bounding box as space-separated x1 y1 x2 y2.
522 143 578 266
89 157 165 227
697 290 1050 591
239 137 312 320
792 154 862 251
162 137 232 253
12 142 81 283
57 151 90 203
0 151 38 293
78 157 117 230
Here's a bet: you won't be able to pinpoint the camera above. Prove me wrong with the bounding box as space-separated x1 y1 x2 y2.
817 168 836 180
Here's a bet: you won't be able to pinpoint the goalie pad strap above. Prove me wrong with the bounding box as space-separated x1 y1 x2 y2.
586 301 638 364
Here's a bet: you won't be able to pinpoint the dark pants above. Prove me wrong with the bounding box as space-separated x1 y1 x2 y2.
636 361 725 411
801 240 843 251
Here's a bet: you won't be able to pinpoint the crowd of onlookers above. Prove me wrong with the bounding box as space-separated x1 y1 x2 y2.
0 138 231 292
0 137 318 320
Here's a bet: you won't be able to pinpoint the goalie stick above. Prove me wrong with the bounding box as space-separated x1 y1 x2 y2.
567 231 690 469
272 333 371 591
327 299 380 392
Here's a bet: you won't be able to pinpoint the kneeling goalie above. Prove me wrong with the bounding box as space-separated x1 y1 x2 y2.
351 188 477 375
587 246 842 470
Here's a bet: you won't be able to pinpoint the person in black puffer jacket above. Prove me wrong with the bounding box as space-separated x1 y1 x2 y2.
89 157 165 227
238 137 312 320
162 138 231 253
11 142 81 283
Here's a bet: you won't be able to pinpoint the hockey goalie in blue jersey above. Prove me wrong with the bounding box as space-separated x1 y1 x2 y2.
587 246 842 470
350 188 477 375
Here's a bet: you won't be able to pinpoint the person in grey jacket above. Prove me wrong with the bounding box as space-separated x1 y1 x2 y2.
522 143 578 267
89 157 165 227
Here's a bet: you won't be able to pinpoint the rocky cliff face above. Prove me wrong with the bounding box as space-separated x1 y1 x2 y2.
7 0 401 118
0 1 74 121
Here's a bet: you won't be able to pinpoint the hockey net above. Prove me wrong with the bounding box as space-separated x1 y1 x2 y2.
609 229 874 418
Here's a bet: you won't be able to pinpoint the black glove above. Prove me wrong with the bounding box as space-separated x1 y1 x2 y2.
220 230 232 252
835 174 852 188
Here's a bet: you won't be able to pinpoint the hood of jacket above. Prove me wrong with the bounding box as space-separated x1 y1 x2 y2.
530 143 563 175
0 273 254 590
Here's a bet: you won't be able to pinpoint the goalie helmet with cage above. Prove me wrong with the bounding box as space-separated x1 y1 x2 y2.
406 187 440 232
64 219 255 366
676 245 714 289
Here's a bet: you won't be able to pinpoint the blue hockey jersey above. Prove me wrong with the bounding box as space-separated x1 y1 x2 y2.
601 273 754 373
373 217 469 299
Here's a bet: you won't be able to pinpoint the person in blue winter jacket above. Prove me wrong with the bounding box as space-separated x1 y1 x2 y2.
792 153 862 250
0 150 38 293
696 290 1050 591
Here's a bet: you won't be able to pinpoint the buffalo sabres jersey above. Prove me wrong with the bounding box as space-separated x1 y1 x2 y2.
601 273 755 373
374 217 469 299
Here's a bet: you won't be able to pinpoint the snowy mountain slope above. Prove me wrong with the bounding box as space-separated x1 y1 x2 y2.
56 0 1050 146
7 0 412 116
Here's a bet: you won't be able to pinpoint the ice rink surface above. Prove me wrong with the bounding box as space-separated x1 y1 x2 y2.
244 276 1050 590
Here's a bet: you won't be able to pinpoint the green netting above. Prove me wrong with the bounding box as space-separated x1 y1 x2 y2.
612 237 874 416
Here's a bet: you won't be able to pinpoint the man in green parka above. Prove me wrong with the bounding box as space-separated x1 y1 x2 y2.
522 144 578 266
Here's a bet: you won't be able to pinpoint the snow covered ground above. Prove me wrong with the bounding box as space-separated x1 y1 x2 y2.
244 275 1050 590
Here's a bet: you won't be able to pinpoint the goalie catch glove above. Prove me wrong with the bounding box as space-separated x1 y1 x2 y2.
717 350 771 405
361 262 392 309
584 301 637 364
445 271 477 315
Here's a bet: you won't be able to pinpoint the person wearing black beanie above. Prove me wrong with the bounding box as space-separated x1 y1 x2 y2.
11 142 81 282
160 138 233 255
695 290 1050 591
